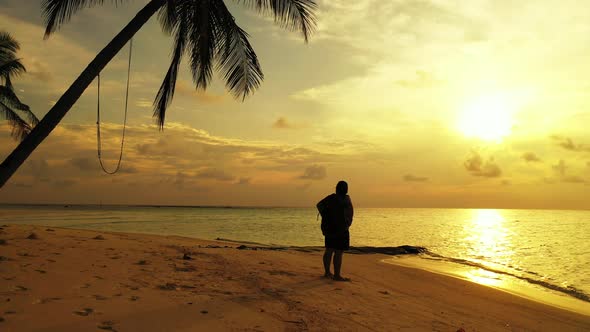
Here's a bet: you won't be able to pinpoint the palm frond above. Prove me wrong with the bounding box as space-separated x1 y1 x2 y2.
0 58 26 84
0 31 20 58
213 0 263 100
3 76 13 90
0 86 38 126
42 0 127 38
236 0 317 42
0 31 25 85
157 0 180 35
153 24 185 129
188 0 216 90
0 100 31 141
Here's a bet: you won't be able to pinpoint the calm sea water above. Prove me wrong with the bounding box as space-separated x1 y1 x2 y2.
0 205 588 305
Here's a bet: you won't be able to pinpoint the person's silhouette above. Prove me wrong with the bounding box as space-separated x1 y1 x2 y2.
316 181 354 281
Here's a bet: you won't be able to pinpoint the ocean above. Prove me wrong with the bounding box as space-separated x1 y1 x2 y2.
1 205 588 310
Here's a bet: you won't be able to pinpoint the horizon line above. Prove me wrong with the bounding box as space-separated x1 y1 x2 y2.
0 202 588 212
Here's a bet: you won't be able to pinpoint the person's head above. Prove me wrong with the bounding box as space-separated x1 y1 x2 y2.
336 181 348 195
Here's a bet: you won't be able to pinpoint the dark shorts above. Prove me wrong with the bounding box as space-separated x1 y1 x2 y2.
324 231 350 251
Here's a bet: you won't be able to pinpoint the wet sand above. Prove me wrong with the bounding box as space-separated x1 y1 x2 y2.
1 224 589 331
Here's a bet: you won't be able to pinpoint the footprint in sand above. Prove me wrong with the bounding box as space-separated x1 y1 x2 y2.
26 233 39 240
130 296 140 301
175 265 196 272
98 320 117 331
33 297 61 304
93 295 108 300
73 308 93 316
158 283 179 291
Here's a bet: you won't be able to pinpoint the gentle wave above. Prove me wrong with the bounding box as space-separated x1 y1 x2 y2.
421 250 590 303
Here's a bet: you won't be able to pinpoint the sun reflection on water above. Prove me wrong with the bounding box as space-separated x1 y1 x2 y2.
465 268 502 286
462 209 514 287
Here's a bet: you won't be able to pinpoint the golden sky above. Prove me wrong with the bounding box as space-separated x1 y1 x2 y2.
1 0 589 209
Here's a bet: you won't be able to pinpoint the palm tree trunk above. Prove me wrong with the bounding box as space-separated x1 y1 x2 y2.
0 0 166 188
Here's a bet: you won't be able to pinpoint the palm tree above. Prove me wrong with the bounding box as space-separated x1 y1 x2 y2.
0 31 39 141
0 0 316 187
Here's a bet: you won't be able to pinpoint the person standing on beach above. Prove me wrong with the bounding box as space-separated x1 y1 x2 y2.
316 181 354 281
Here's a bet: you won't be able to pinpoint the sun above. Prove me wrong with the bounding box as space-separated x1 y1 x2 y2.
457 92 517 141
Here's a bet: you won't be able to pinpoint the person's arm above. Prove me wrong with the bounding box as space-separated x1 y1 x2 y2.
345 196 354 227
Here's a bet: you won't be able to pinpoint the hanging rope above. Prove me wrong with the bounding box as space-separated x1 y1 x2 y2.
96 38 133 175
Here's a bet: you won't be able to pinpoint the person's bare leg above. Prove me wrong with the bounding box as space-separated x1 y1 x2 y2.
323 248 334 277
333 250 345 279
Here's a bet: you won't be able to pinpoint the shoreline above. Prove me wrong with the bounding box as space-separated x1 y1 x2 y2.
385 256 590 317
1 224 589 331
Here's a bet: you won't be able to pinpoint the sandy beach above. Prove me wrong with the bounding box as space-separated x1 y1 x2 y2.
0 224 589 331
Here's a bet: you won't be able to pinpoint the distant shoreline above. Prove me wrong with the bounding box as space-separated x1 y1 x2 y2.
1 203 588 212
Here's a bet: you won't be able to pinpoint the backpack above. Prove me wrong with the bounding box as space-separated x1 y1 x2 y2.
316 194 348 236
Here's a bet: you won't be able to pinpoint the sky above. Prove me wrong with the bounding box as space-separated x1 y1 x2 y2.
0 0 589 209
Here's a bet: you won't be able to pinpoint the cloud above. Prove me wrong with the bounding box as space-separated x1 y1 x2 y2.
551 135 590 152
297 182 312 191
176 80 225 104
395 70 442 89
27 159 51 182
236 177 251 185
70 157 96 171
118 165 139 174
464 153 502 178
273 117 294 129
550 160 587 184
135 98 153 109
552 160 567 176
24 57 53 82
403 174 429 182
522 152 541 163
195 168 236 182
315 0 487 54
53 179 77 188
0 122 339 198
299 165 327 180
10 182 33 188
563 176 586 184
